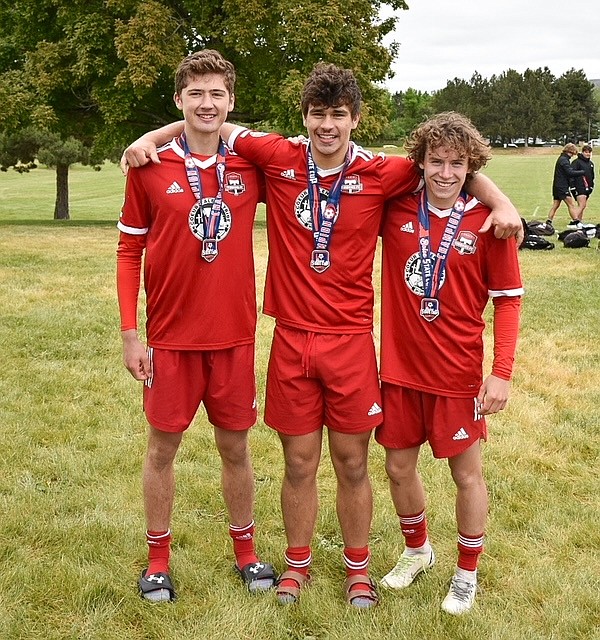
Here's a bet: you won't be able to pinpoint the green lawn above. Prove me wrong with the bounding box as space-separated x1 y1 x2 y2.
0 153 598 639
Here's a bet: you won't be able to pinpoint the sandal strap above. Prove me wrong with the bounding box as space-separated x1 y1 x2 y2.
139 570 176 601
276 569 310 598
344 574 378 604
237 561 277 585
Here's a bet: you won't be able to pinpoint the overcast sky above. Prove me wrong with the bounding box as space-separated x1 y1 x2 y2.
382 0 600 94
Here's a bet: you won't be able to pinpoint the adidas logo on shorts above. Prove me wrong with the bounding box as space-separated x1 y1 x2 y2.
452 427 469 441
368 402 382 416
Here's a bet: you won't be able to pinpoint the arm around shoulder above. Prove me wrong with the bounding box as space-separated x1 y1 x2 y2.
120 120 185 174
466 173 523 243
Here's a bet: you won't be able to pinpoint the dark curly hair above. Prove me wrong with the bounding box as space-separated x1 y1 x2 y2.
301 63 362 118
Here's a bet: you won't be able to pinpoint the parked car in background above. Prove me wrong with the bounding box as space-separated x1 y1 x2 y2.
588 138 600 147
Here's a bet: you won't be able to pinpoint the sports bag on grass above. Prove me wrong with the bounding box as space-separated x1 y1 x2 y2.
519 218 554 250
562 231 590 248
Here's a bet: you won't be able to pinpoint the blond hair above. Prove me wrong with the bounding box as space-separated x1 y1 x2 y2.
562 143 578 155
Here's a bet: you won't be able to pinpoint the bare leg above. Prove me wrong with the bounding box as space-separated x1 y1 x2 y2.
328 430 373 548
140 426 182 601
329 429 378 607
576 194 587 221
564 195 580 222
546 199 561 222
448 440 487 538
279 430 322 548
143 426 183 531
385 446 425 516
441 441 487 614
213 426 254 526
380 446 434 590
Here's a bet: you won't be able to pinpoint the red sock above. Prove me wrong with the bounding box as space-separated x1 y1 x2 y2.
146 529 171 575
229 521 258 569
343 546 370 577
457 532 484 571
343 546 371 594
278 546 311 589
399 510 428 548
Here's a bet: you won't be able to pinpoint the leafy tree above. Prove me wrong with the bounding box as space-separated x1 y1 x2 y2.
590 88 600 139
519 68 556 144
428 67 597 147
431 77 474 118
0 128 89 219
486 69 524 144
466 72 492 133
385 88 433 142
552 69 597 143
0 0 409 218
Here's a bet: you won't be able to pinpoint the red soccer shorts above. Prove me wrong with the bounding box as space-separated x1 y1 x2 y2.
376 382 488 459
143 344 257 433
264 325 382 436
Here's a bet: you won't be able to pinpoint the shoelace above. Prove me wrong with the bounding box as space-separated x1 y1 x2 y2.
390 552 429 574
449 578 476 602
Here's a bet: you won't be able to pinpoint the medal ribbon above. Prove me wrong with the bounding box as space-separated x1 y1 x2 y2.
306 144 351 255
417 189 467 298
181 133 227 240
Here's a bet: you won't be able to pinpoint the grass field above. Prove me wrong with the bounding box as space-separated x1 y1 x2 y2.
0 150 599 640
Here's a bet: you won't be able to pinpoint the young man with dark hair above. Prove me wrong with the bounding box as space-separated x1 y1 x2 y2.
122 62 522 608
117 49 275 602
377 112 523 615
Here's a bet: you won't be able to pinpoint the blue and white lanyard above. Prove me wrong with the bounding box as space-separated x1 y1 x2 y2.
306 144 350 272
181 133 227 242
417 188 467 299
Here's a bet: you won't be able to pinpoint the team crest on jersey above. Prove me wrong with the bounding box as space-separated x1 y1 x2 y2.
188 199 232 240
224 172 246 196
294 187 332 230
453 230 478 256
341 175 363 194
404 252 446 296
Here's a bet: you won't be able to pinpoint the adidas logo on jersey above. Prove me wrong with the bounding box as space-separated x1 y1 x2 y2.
166 181 184 194
280 169 296 179
400 221 415 233
452 427 470 441
368 402 382 416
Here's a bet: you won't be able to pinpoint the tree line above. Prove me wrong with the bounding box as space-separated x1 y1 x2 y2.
1 1 598 218
386 68 600 147
0 0 409 218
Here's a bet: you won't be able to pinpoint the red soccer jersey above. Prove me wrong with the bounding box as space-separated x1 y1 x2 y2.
380 193 523 397
226 128 421 334
117 137 264 350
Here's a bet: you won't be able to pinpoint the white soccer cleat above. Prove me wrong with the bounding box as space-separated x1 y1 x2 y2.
380 548 435 589
441 576 477 615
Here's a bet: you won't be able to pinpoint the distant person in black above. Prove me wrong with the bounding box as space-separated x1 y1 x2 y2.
570 144 595 221
546 143 585 228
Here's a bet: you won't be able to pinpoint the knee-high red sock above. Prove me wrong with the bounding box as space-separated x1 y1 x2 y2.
457 532 484 571
229 520 258 569
146 529 171 575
